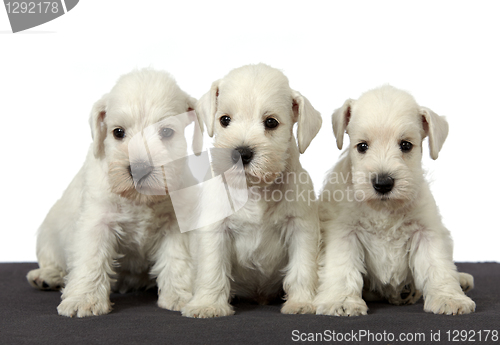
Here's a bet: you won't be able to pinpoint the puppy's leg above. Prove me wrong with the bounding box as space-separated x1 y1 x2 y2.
411 228 475 315
362 276 384 302
28 168 85 290
27 223 66 290
182 224 234 318
459 272 474 293
27 267 65 291
57 209 117 318
281 216 319 314
153 227 193 311
314 221 368 316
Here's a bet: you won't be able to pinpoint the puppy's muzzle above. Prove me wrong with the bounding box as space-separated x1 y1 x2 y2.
231 147 254 166
372 174 394 195
129 162 153 182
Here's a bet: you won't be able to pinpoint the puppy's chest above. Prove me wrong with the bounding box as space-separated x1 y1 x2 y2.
356 213 421 286
115 202 175 253
228 196 288 273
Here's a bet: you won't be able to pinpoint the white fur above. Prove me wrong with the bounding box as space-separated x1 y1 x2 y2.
27 69 201 317
182 64 322 318
315 85 475 316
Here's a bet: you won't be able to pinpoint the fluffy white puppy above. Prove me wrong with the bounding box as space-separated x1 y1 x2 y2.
27 69 202 317
182 63 322 318
315 85 475 316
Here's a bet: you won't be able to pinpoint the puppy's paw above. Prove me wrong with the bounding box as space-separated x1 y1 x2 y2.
424 294 476 315
281 301 315 314
388 284 422 306
315 296 368 317
27 268 64 291
158 292 192 312
459 272 474 293
57 294 112 318
181 302 234 318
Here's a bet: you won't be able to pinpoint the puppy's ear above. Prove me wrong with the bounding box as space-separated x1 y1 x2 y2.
331 99 353 150
420 107 449 160
196 80 220 138
187 96 203 156
89 93 109 159
292 90 322 154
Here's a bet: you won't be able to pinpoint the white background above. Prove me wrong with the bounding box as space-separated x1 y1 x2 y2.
1 1 499 262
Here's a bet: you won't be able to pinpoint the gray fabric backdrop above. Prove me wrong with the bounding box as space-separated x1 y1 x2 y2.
1 263 498 344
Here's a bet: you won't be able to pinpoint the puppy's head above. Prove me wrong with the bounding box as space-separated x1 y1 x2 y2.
332 85 448 210
196 63 321 182
89 68 202 204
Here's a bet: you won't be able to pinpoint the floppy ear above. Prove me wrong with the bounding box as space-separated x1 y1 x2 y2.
89 94 109 159
196 80 220 138
331 99 354 150
186 96 203 156
292 90 322 154
420 107 449 160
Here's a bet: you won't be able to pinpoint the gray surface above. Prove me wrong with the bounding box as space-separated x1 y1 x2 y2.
0 263 498 344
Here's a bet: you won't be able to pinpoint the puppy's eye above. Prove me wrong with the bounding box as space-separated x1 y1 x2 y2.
220 115 231 127
400 141 413 153
264 117 279 129
357 142 368 154
160 128 174 139
113 128 125 140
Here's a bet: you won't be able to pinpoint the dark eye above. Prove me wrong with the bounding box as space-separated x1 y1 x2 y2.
160 128 174 139
220 115 231 127
400 141 413 153
357 142 368 154
264 117 279 129
113 128 125 139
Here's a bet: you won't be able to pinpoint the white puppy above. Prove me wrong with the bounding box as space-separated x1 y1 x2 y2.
315 85 475 316
27 69 202 317
182 63 322 318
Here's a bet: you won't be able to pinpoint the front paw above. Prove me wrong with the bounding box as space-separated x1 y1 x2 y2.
281 300 315 314
424 294 476 315
158 292 192 312
57 294 112 318
459 272 474 293
181 302 234 318
315 296 368 316
27 268 64 291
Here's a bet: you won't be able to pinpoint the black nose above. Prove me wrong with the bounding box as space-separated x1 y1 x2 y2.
129 162 153 181
372 174 394 195
232 147 254 165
